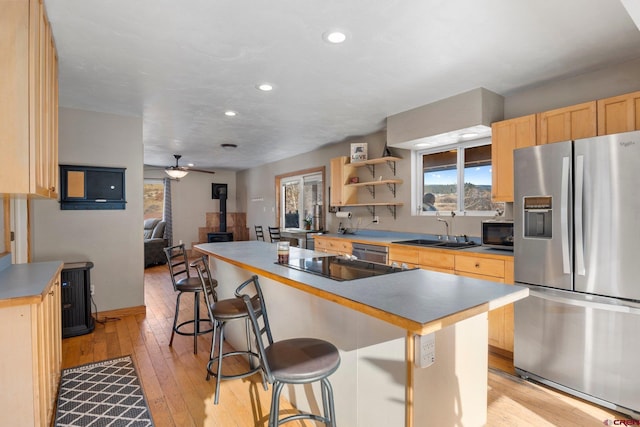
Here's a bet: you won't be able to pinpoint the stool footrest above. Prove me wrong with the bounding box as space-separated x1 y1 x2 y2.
174 318 213 337
206 350 261 380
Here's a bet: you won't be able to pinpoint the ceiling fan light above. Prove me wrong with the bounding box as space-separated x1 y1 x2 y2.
165 169 189 179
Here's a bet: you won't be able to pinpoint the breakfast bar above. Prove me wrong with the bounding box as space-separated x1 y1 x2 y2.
195 241 528 427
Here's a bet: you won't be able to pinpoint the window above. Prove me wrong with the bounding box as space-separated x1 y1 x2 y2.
276 168 324 229
143 180 165 220
416 139 504 215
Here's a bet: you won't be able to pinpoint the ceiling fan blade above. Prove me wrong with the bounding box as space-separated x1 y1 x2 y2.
187 167 216 174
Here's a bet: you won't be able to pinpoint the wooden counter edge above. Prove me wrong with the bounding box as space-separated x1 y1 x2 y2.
0 263 63 309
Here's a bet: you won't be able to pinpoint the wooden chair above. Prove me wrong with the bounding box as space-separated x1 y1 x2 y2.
268 226 281 242
255 225 265 241
163 244 215 354
236 275 340 426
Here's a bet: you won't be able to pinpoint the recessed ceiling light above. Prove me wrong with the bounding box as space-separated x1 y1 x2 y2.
224 110 237 117
257 83 273 91
221 143 238 150
323 31 347 44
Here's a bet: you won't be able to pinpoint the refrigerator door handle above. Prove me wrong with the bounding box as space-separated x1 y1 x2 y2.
527 288 640 315
575 155 586 276
561 156 571 274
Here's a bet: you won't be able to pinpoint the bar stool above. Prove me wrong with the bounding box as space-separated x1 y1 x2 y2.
236 275 340 427
163 245 214 354
192 259 263 405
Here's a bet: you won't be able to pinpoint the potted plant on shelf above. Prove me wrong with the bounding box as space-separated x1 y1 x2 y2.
303 216 312 230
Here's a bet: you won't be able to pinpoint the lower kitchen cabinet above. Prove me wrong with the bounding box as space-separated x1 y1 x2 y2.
454 254 514 354
0 262 63 426
314 236 353 256
389 244 515 354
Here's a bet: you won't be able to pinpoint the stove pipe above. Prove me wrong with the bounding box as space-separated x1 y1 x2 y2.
212 183 228 232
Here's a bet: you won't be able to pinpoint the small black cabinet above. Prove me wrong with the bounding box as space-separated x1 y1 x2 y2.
59 165 127 210
61 261 95 338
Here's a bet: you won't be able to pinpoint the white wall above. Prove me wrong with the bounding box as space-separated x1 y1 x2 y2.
31 108 144 312
143 167 237 248
239 60 640 238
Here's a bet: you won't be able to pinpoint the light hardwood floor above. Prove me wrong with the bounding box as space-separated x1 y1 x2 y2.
61 263 627 426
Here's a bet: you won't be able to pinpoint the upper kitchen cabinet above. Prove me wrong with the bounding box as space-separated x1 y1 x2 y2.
597 90 640 135
0 0 59 198
491 114 536 202
537 101 597 145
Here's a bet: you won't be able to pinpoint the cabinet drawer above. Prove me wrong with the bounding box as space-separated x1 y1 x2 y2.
315 238 351 254
390 259 419 269
455 255 505 278
419 249 455 270
388 245 419 264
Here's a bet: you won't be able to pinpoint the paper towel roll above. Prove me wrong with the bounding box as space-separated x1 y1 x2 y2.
336 211 352 218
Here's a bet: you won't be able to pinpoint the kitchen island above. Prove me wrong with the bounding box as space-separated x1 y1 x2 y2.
195 241 528 427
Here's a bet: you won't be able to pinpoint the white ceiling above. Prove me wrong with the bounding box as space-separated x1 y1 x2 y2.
45 0 640 171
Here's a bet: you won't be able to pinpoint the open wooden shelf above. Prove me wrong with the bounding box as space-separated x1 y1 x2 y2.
349 156 402 167
345 179 403 188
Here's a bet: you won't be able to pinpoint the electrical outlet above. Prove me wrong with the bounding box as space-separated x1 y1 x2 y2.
414 333 436 368
372 216 379 224
90 284 95 296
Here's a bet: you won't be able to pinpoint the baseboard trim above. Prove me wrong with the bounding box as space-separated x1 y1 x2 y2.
97 305 146 320
489 345 513 359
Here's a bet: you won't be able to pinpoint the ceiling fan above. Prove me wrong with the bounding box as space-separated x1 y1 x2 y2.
165 154 215 179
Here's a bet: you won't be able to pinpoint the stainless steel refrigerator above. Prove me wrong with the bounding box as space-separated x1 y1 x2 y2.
513 130 640 419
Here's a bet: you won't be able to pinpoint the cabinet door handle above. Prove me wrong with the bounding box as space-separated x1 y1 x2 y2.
49 290 55 296
475 262 480 268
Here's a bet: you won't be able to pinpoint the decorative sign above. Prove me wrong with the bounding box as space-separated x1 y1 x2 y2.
350 143 368 163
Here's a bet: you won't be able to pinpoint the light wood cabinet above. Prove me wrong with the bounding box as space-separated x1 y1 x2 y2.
388 243 514 353
597 90 640 135
537 101 597 145
330 156 357 206
0 0 59 197
0 262 63 426
418 248 455 273
389 245 420 269
490 114 537 202
454 254 514 353
314 236 353 256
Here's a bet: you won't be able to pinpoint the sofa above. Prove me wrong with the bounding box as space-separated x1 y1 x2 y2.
144 218 168 268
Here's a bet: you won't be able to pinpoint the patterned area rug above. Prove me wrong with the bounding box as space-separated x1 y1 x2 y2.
55 356 154 426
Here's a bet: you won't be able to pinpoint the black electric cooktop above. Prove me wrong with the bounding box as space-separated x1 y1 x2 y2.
280 256 409 281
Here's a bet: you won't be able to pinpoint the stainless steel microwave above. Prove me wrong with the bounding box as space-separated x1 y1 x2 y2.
481 220 514 250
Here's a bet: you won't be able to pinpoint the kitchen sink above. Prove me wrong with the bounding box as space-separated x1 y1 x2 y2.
391 239 442 246
391 239 477 250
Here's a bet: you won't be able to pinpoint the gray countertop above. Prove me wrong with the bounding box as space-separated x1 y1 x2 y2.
194 241 527 334
313 231 514 257
0 261 64 307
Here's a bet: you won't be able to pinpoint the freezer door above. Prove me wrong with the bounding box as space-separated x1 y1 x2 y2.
574 130 640 300
514 141 572 290
514 289 640 415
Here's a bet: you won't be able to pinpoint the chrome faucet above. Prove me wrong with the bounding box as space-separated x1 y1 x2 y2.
437 217 450 240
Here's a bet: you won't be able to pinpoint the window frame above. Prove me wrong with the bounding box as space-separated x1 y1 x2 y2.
412 137 499 216
275 166 325 229
143 178 165 220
